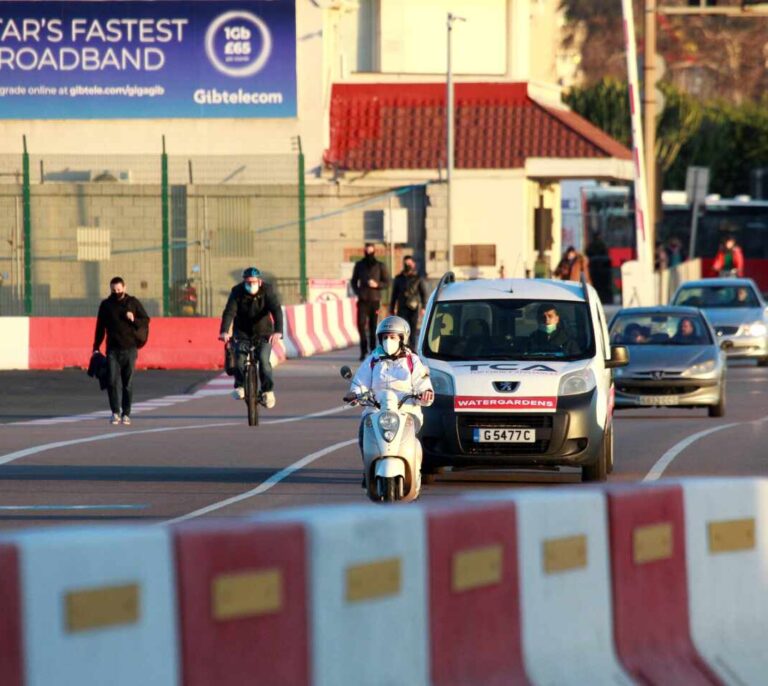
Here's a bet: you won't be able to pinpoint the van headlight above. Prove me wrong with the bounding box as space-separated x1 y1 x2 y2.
430 369 455 395
378 412 400 441
740 322 767 337
683 359 716 376
558 368 597 396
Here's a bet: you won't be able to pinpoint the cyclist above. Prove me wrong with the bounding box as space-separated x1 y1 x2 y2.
219 267 283 408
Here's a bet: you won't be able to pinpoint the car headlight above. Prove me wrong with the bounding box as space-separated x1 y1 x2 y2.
430 368 455 395
683 359 716 376
558 368 596 396
741 322 768 337
378 412 400 441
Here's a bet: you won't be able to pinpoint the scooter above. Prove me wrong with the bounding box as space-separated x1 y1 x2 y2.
341 366 423 503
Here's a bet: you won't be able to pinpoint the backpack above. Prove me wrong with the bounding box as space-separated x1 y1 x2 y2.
134 315 150 349
371 352 414 373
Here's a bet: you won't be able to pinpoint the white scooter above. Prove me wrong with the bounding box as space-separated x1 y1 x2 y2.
341 366 423 503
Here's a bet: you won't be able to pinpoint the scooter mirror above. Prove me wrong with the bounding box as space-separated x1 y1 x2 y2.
340 366 353 380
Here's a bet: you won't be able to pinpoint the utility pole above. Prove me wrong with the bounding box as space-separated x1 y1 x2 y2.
644 0 657 253
446 12 465 273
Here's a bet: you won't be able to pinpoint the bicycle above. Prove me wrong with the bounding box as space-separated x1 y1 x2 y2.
228 339 266 426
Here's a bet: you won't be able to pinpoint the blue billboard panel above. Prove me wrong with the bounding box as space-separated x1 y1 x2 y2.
0 1 297 119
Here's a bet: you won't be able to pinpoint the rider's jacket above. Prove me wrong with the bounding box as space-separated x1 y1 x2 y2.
220 282 284 340
350 346 434 422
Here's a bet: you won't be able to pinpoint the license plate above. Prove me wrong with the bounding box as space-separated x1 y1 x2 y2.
639 396 679 406
473 428 535 443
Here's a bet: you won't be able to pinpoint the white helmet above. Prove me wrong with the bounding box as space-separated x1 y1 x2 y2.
376 315 410 347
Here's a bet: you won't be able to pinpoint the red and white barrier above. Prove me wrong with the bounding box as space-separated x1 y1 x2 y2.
5 527 178 686
174 520 309 686
0 298 359 370
606 484 720 685
682 478 768 686
3 478 766 684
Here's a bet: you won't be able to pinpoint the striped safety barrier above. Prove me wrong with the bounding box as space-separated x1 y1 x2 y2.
0 298 359 371
2 478 765 684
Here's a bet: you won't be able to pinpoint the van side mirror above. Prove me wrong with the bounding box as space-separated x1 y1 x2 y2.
606 345 629 369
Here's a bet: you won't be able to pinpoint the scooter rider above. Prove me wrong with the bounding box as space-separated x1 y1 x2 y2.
345 316 435 478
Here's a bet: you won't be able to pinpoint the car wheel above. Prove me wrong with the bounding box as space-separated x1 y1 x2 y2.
582 430 609 483
708 389 726 418
605 424 614 474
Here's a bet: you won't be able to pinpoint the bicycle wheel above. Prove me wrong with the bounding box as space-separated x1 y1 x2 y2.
246 359 259 426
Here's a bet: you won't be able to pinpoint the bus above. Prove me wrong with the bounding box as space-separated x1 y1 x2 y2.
582 187 768 293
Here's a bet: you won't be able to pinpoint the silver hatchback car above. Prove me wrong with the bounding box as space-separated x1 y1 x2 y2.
609 306 727 417
670 278 768 366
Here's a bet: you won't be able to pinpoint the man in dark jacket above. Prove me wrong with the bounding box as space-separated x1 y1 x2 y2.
350 243 389 360
389 255 428 348
219 267 283 408
92 276 150 426
527 303 580 356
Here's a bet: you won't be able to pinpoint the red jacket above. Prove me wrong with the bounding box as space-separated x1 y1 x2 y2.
712 246 744 276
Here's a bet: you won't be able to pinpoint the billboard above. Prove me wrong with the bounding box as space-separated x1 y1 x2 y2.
0 0 297 119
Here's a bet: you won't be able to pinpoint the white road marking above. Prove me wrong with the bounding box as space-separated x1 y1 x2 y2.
163 438 358 525
0 405 352 466
643 415 768 481
0 504 148 511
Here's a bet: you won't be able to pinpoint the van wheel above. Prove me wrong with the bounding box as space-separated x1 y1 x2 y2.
582 429 609 483
606 424 614 474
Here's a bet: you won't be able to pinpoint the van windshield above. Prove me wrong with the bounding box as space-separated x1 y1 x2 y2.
423 299 595 362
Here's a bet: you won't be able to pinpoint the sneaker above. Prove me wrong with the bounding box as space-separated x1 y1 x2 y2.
110 413 120 425
263 391 276 409
232 387 245 400
121 415 131 426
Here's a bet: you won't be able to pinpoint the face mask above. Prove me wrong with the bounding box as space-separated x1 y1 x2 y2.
540 323 557 334
382 338 400 356
245 282 259 295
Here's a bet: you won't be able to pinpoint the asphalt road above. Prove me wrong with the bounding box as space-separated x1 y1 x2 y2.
0 349 766 529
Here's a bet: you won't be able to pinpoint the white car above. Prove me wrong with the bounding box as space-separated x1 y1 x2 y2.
418 274 628 482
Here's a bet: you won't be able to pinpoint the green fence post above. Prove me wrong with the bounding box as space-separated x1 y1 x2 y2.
297 137 307 303
22 135 32 316
161 136 170 315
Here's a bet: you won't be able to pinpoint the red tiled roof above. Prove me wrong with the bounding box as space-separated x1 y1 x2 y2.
325 82 632 171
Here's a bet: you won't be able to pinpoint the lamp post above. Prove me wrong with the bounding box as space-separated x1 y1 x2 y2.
446 12 465 273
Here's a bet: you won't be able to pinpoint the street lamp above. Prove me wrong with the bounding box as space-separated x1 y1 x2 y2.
446 12 465 273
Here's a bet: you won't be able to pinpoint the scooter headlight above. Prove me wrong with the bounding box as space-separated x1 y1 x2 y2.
378 412 400 441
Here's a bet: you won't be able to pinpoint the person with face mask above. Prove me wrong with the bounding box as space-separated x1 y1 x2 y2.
390 255 429 348
346 316 434 483
527 303 580 356
350 243 390 360
92 276 150 425
219 267 283 408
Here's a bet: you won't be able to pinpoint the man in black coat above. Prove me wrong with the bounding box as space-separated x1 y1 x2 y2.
219 267 283 408
92 276 150 426
389 255 428 348
350 243 389 360
527 303 580 356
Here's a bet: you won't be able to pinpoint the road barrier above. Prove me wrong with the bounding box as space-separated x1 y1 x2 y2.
0 298 359 370
2 478 765 684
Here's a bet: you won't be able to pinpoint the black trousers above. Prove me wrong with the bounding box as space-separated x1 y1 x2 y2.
357 301 380 355
107 347 137 416
398 307 419 348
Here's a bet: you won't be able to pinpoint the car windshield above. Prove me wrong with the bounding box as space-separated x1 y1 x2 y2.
672 285 760 309
610 313 713 346
423 299 595 361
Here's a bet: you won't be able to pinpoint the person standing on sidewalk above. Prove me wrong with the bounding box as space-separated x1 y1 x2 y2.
92 276 150 426
390 255 428 348
350 243 389 360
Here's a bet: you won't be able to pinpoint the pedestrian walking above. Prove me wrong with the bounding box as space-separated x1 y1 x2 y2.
92 276 149 426
350 243 389 360
555 245 591 283
390 255 428 348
